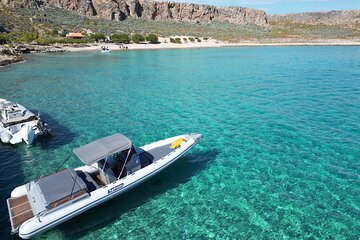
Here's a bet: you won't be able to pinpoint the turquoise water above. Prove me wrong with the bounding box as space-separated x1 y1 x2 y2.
0 46 359 239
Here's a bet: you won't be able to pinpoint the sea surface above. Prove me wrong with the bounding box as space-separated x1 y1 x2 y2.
0 46 359 239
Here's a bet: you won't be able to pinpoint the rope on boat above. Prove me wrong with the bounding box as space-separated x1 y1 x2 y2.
55 153 73 172
68 169 79 199
200 138 210 150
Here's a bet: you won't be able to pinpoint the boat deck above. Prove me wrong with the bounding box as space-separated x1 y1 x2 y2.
1 115 36 127
139 143 175 163
7 195 33 233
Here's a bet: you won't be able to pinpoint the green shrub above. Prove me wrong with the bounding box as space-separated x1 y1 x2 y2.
170 37 182 44
51 29 59 36
197 38 201 42
131 33 145 43
145 33 158 43
36 37 57 45
189 37 195 42
35 37 91 45
112 33 130 43
183 37 187 41
0 34 8 44
59 38 90 44
203 37 208 41
89 32 105 42
16 31 38 42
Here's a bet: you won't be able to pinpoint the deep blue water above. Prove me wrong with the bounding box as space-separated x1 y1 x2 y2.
0 46 359 239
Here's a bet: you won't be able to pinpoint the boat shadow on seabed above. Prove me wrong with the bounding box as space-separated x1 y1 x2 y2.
54 149 219 238
29 112 77 150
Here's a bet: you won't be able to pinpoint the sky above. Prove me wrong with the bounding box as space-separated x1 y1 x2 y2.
161 0 360 14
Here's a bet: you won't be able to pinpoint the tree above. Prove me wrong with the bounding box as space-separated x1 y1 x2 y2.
51 29 58 36
0 34 8 44
111 33 130 44
145 34 158 44
18 31 38 42
90 33 105 42
170 37 181 44
131 34 145 43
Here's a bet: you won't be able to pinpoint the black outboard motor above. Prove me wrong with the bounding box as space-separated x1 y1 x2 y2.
36 118 50 135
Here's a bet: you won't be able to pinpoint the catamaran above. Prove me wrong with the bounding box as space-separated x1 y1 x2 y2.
0 99 49 145
7 133 202 239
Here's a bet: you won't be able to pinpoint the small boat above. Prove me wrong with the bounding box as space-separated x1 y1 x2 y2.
0 99 49 145
7 133 202 239
100 46 110 53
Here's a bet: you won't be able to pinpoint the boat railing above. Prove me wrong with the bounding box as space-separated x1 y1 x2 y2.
36 210 46 223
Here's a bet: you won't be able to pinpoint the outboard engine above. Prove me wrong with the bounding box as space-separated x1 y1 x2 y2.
10 125 35 145
0 130 12 143
36 119 49 135
24 125 35 145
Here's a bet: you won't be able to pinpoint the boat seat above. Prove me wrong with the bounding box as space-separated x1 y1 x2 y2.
98 161 117 185
76 171 100 191
83 172 100 189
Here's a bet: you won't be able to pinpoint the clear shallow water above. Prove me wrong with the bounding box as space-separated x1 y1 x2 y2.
0 46 359 239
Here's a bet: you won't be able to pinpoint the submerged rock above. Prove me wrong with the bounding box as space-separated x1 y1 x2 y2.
0 45 67 67
0 53 24 67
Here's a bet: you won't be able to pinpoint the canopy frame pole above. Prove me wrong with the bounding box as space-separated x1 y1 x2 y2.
102 156 109 171
117 148 131 180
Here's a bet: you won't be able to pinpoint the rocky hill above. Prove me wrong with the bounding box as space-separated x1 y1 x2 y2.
0 0 268 27
270 10 360 27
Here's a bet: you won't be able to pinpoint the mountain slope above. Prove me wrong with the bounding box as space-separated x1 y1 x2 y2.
0 0 269 27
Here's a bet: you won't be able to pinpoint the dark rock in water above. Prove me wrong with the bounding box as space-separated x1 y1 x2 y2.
15 45 31 54
0 44 67 67
0 53 24 67
1 45 67 54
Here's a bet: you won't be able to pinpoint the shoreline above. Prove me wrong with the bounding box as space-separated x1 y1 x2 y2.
1 39 360 67
0 54 25 67
63 39 360 52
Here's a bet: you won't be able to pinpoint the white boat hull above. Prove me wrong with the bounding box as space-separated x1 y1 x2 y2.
1 120 45 145
12 133 202 239
0 99 49 145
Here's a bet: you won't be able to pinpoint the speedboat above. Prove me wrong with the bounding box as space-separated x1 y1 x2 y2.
0 99 49 145
7 133 202 239
100 47 110 53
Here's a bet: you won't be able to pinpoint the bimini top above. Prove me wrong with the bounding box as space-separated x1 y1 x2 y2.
73 134 132 165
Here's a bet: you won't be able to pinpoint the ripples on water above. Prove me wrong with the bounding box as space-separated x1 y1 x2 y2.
0 46 359 239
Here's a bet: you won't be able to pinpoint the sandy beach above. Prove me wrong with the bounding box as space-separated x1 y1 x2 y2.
62 37 360 52
1 37 359 67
